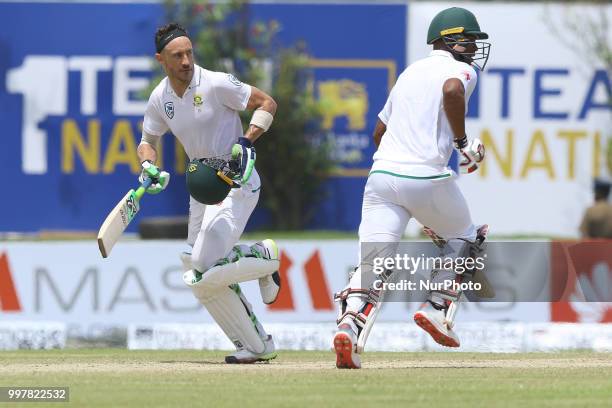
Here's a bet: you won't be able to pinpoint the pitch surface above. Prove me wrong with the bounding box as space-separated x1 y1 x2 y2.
1 350 610 407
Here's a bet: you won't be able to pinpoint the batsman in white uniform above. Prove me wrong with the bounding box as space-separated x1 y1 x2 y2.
333 7 491 368
137 23 281 363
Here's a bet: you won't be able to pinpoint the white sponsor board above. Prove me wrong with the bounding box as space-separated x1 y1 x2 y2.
409 2 612 237
0 321 66 350
526 323 612 352
128 322 612 352
0 241 549 339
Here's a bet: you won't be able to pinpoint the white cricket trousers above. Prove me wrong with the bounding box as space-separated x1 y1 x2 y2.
359 171 476 245
340 170 479 329
187 169 261 272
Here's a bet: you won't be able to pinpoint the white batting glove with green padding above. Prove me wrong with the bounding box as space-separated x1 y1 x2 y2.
232 137 256 184
139 160 170 194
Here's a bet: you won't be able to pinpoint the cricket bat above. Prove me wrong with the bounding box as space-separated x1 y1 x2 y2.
97 178 152 258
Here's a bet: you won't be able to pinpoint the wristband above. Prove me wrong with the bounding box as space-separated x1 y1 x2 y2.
454 135 468 150
249 109 274 132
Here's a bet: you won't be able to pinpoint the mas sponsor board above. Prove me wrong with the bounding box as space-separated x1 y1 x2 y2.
550 241 612 323
0 241 355 337
6 240 609 337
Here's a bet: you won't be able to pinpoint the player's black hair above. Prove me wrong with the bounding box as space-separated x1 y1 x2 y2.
155 23 188 53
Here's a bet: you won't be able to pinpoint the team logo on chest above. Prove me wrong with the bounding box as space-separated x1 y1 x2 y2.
193 94 203 107
164 101 175 119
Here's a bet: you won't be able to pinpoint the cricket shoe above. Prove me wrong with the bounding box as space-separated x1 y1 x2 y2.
413 301 460 348
333 324 361 369
225 335 277 364
252 239 281 304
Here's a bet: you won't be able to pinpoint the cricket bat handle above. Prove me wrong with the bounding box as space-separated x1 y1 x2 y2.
135 177 154 200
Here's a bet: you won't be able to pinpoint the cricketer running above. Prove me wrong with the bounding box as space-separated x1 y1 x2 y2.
137 23 281 364
333 7 491 369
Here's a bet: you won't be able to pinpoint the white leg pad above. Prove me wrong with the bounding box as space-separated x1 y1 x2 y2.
180 251 193 272
185 275 266 354
197 257 280 292
233 284 269 341
356 289 386 354
335 266 390 354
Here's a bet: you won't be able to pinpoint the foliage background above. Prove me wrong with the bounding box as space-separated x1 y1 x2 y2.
156 0 335 230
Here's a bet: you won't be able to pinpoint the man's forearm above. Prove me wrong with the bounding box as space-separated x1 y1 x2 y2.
244 124 265 143
259 97 277 116
244 102 276 143
443 79 467 142
244 86 277 144
137 143 158 164
373 119 387 148
444 92 466 141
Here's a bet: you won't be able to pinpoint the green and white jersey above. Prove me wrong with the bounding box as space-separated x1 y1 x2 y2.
143 65 251 160
373 50 477 178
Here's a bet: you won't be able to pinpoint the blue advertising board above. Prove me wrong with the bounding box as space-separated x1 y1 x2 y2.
0 1 406 232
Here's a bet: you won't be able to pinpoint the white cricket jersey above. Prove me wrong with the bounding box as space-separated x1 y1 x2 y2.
373 50 477 177
143 65 252 160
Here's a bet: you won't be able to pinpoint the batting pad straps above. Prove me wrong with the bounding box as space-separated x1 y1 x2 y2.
197 257 280 291
249 109 274 132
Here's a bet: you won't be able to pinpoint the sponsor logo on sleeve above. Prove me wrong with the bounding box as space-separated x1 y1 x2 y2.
227 74 243 87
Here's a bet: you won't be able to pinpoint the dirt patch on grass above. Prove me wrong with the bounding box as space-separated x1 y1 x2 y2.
2 355 611 374
364 357 612 370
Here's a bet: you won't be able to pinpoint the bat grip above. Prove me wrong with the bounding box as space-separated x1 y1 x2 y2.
135 177 153 200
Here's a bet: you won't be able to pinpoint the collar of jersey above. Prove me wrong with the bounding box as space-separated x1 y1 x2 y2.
429 50 454 59
165 65 202 96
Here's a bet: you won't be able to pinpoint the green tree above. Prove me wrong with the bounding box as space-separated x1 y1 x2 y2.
543 1 611 175
543 1 611 74
159 0 334 230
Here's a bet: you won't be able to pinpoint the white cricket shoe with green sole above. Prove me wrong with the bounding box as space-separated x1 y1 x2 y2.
225 335 277 364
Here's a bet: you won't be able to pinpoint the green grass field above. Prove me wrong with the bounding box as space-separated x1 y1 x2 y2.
1 349 610 407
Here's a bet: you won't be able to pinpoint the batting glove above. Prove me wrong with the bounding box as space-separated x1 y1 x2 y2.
139 160 170 194
459 138 485 174
232 137 256 184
